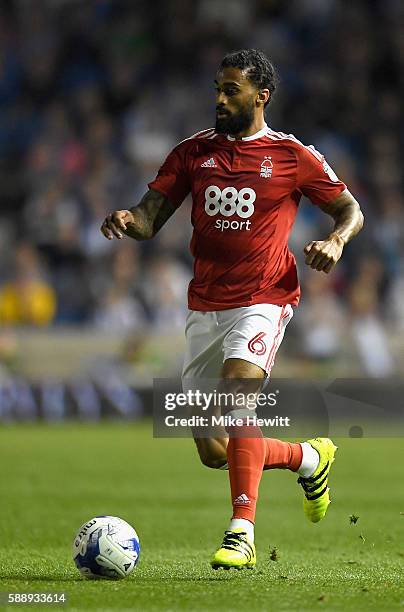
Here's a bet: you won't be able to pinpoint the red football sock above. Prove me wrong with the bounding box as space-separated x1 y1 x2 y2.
226 429 303 523
263 438 302 471
226 424 265 523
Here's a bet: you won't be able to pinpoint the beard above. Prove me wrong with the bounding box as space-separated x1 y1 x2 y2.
215 102 255 135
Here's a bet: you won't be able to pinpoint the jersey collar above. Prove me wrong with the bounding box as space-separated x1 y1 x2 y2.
226 123 268 142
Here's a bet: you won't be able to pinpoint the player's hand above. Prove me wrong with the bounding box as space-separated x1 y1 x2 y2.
100 210 135 240
303 232 345 273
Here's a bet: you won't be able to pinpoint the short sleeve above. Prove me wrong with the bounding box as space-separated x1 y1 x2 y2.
296 145 346 205
148 144 191 208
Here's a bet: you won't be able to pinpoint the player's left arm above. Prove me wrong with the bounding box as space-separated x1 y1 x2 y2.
304 188 364 273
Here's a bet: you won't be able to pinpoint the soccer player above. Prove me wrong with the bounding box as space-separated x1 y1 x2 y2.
101 49 364 569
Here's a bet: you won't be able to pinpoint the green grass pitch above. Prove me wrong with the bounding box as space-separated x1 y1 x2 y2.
0 423 403 611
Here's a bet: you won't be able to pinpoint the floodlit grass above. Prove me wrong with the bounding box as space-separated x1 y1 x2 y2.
0 423 403 610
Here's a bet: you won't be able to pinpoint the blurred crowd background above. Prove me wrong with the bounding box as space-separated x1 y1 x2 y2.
0 0 403 388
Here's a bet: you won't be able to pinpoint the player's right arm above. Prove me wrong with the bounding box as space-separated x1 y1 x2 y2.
101 138 192 242
100 189 177 241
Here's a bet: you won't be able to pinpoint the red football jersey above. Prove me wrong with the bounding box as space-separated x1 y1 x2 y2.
148 125 346 311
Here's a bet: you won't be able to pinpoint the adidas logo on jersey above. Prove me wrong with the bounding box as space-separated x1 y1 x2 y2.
201 157 217 168
234 493 250 505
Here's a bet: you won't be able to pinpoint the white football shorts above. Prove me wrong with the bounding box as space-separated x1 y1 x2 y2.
182 303 293 380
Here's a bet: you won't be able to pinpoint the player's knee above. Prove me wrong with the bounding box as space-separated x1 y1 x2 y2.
222 358 265 382
220 360 265 403
198 452 227 469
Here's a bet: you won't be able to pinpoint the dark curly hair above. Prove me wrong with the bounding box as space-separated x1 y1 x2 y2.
219 49 278 107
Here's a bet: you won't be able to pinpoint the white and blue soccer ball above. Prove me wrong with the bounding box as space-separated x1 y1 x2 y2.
72 516 140 580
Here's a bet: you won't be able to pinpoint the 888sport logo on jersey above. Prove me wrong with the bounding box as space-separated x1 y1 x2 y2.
204 185 256 232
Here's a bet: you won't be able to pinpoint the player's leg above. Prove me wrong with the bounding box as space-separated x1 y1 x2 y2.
182 310 228 469
212 305 294 568
221 304 336 523
210 357 311 569
211 357 264 569
192 436 228 469
211 304 337 569
212 357 311 568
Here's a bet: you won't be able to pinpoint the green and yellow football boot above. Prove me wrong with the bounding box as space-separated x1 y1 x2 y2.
211 529 256 570
298 437 338 523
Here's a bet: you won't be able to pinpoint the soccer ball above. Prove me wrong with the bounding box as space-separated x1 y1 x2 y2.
72 516 140 580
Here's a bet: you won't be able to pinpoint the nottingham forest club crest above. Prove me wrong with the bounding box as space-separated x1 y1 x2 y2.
260 156 273 178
